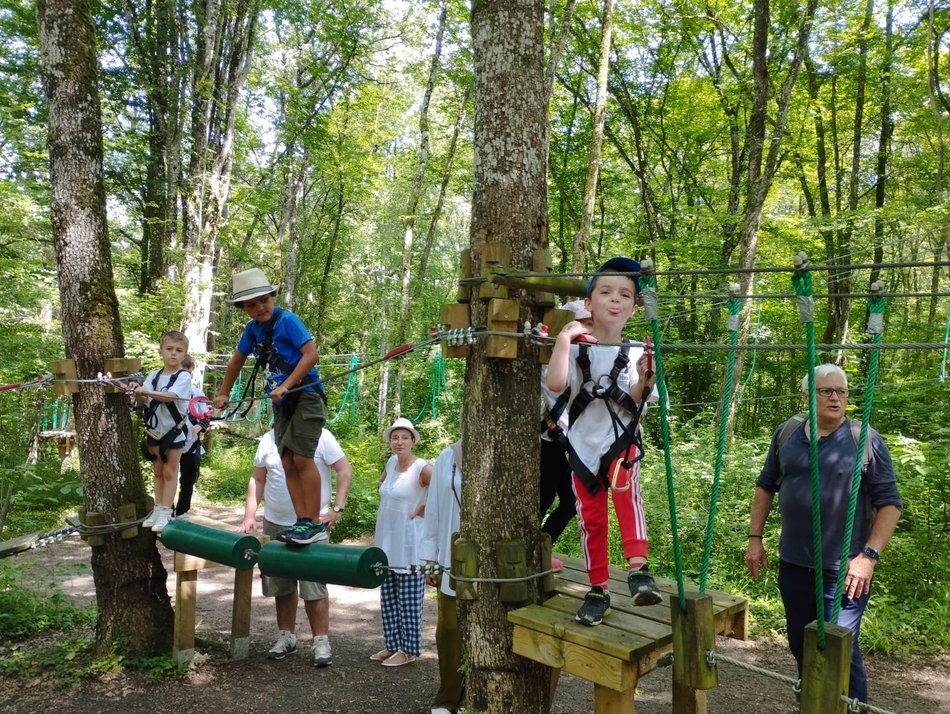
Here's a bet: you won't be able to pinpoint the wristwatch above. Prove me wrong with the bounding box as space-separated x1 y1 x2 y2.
862 546 880 561
332 505 344 513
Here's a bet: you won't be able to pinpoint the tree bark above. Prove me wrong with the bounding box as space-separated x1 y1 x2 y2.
36 0 173 656
463 1 551 711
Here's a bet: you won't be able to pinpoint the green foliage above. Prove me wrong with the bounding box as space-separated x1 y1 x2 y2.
0 562 95 640
0 458 83 536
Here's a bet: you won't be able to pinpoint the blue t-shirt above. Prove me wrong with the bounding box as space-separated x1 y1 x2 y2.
756 418 902 571
236 307 322 401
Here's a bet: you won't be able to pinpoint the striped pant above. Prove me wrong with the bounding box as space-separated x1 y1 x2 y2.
379 570 425 656
572 452 649 587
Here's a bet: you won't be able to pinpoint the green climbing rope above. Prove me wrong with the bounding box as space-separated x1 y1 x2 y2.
940 299 950 382
699 291 741 593
792 260 826 648
328 356 360 425
831 289 885 622
639 267 688 612
736 302 761 403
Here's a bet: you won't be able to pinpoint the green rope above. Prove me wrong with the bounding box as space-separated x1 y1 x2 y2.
640 271 688 612
939 298 950 382
229 371 243 403
736 302 761 403
327 356 359 425
699 293 740 592
792 263 826 648
832 293 884 622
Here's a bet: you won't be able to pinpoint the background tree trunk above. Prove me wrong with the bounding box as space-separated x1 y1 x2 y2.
462 1 551 711
36 0 173 656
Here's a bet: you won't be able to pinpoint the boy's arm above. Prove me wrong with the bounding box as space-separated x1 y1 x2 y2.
547 325 586 392
268 340 319 403
213 351 247 409
628 350 656 403
238 467 267 533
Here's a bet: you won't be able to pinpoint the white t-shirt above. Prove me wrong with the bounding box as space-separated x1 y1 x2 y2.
419 445 462 596
254 429 346 527
374 455 428 572
565 343 656 475
143 368 192 439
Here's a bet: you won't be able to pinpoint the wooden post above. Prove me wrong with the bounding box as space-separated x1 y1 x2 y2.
440 302 471 359
533 248 557 307
457 248 472 303
539 532 556 594
670 593 717 714
84 511 106 547
116 503 139 539
593 684 635 713
51 359 79 395
485 298 519 359
173 569 198 667
450 538 478 600
102 357 142 392
539 307 574 364
800 622 850 714
496 539 528 603
230 568 253 660
478 242 510 299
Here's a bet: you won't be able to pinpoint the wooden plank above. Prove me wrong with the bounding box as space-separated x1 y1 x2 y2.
670 593 717 695
594 684 636 714
542 594 673 647
174 551 226 573
672 680 707 714
230 568 253 660
512 626 638 691
508 604 652 661
173 570 198 667
0 531 41 559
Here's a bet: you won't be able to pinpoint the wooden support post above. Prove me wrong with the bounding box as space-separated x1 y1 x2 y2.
116 503 138 539
533 248 557 307
102 357 142 392
496 539 528 603
486 298 519 359
457 248 472 303
539 532 556 594
593 684 635 713
230 568 253 660
670 593 717 714
51 359 79 395
440 302 471 359
450 538 478 600
173 569 198 667
479 242 510 299
84 511 106 547
539 307 574 364
800 622 850 714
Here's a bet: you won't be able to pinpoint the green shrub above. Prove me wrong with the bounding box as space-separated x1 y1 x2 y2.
0 562 95 641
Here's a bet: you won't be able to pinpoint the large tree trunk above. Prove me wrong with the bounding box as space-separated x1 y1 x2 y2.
462 1 551 711
570 0 614 271
36 0 173 656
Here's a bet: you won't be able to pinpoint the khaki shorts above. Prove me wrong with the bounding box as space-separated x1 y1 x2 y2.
274 390 325 458
260 518 328 601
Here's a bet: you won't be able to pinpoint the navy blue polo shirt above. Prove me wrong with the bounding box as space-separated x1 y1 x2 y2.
757 419 902 571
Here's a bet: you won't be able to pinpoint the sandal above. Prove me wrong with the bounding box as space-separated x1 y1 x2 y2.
369 648 395 662
381 650 416 667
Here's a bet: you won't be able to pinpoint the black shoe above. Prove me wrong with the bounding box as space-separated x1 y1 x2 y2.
628 566 663 606
575 587 611 626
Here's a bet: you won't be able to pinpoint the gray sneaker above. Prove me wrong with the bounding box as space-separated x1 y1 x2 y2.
267 631 297 660
285 520 327 546
311 635 332 667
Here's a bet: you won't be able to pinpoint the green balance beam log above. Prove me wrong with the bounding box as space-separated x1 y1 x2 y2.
160 520 261 571
257 541 388 589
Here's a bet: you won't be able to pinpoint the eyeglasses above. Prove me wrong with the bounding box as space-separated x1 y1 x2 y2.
816 387 848 398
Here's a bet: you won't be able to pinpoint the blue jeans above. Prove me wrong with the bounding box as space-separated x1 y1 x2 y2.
778 560 870 703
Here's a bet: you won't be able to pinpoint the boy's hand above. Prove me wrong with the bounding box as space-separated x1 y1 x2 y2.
559 321 594 344
212 394 228 410
269 384 288 403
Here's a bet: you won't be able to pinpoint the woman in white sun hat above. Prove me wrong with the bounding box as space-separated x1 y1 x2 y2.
371 417 433 667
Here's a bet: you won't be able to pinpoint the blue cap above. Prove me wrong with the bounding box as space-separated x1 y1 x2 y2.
585 257 641 297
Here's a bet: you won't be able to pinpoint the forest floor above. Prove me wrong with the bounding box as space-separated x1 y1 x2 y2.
0 504 947 714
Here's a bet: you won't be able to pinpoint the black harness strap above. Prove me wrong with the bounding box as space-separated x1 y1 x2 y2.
143 369 187 462
540 387 572 449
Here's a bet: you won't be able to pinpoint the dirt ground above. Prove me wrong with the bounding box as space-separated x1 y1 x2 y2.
1 505 947 714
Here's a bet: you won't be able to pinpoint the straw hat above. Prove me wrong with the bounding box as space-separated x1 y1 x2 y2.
230 268 277 304
383 417 420 444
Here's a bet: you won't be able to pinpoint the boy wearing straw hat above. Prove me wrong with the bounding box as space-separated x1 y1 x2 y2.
213 268 327 546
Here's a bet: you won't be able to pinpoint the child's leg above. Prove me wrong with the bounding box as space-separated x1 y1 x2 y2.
176 450 199 515
157 448 182 507
275 391 326 522
609 453 649 568
282 450 321 521
571 472 610 587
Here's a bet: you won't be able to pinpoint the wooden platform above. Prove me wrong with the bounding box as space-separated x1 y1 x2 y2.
508 555 748 713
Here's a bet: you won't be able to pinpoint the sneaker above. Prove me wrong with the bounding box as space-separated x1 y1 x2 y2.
575 587 611 626
311 635 332 667
628 566 663 606
175 512 190 522
151 506 172 533
284 520 327 546
275 524 296 543
267 631 297 660
142 509 158 528
432 708 453 714
381 650 416 667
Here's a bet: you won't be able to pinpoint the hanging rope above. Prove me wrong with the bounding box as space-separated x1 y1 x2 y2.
639 260 687 612
699 287 740 593
735 301 762 403
940 298 950 382
327 356 360 425
831 284 885 623
792 252 826 648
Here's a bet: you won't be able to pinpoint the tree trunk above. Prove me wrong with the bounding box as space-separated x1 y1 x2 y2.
570 0 614 271
463 1 551 712
36 0 173 656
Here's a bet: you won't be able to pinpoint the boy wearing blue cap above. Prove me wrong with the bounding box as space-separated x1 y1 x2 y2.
547 257 662 626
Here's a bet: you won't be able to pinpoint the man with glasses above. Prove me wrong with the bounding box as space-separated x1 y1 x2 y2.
745 364 902 705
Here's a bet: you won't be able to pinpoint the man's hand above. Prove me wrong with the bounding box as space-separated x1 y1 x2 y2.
746 539 769 579
320 509 344 528
237 519 257 534
845 554 876 599
425 560 439 587
212 394 228 410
